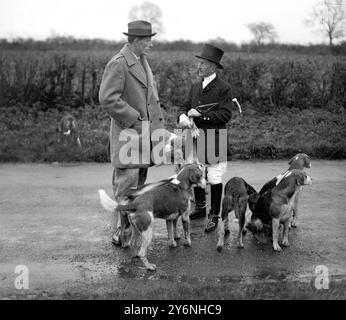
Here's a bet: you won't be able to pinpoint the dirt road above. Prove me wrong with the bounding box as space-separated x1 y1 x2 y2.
0 161 345 299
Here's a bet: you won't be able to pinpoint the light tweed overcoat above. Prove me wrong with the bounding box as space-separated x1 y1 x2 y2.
99 44 165 168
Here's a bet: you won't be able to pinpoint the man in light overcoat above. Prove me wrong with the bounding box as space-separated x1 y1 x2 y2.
99 20 165 246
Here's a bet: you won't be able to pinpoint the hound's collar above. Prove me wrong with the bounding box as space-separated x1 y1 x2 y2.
171 177 193 192
275 170 292 186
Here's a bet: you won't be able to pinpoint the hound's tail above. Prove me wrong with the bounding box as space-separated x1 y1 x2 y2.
220 195 233 221
233 195 241 221
98 189 118 212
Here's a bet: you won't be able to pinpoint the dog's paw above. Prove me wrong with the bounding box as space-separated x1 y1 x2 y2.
273 243 282 252
168 239 177 248
184 238 192 247
216 239 224 252
217 245 223 252
141 257 157 271
146 263 157 271
281 239 290 247
237 242 244 249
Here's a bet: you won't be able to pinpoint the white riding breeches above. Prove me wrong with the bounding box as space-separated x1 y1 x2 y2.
206 162 227 185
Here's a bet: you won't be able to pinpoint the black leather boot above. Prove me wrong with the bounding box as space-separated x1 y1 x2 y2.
190 186 207 220
205 183 223 233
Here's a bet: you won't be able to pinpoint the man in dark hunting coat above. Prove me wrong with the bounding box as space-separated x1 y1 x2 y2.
99 21 165 246
178 44 234 233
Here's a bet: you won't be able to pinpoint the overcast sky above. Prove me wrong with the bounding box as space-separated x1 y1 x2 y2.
0 0 328 44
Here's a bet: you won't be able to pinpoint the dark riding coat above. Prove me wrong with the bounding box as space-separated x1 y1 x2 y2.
179 76 234 164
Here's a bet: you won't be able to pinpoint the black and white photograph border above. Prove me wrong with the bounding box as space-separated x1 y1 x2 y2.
0 0 346 302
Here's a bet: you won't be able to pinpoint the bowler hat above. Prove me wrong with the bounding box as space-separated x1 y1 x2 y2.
196 44 224 69
123 20 156 37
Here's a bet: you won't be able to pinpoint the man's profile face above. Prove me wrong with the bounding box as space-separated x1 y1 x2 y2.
197 58 217 78
134 37 153 56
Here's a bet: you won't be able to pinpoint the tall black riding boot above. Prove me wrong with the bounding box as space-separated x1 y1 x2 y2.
205 183 223 232
190 186 207 220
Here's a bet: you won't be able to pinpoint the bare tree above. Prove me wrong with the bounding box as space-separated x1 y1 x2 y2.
246 22 278 46
129 1 164 35
306 0 346 46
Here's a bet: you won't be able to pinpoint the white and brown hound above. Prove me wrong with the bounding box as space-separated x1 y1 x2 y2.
217 177 259 250
247 169 312 252
259 153 311 227
98 164 206 271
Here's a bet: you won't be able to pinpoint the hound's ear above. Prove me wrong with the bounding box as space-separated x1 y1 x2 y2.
176 165 189 181
288 154 299 165
245 181 258 196
296 172 306 186
304 154 311 168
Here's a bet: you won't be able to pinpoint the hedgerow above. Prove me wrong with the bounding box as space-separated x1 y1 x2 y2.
0 50 345 162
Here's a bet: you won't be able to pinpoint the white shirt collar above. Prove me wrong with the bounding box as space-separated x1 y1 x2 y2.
132 51 140 61
202 73 216 88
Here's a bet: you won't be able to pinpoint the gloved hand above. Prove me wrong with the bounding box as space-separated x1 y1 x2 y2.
178 114 192 128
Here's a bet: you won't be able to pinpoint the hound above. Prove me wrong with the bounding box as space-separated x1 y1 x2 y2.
98 164 206 271
217 177 259 250
57 113 81 147
259 153 311 227
247 170 312 252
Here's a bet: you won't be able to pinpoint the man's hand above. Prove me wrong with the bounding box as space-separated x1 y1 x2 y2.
178 114 192 128
187 108 202 118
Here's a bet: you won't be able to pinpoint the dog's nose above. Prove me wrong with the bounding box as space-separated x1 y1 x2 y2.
306 176 312 185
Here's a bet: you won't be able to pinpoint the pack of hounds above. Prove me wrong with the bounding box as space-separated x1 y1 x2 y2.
98 151 312 271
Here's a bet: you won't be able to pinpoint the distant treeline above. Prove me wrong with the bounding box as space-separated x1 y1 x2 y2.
1 37 346 55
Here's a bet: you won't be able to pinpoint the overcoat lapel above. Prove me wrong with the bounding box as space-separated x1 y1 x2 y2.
121 45 148 87
142 56 155 102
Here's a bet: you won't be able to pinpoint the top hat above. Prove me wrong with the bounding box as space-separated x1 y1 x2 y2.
123 20 156 37
195 44 224 69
